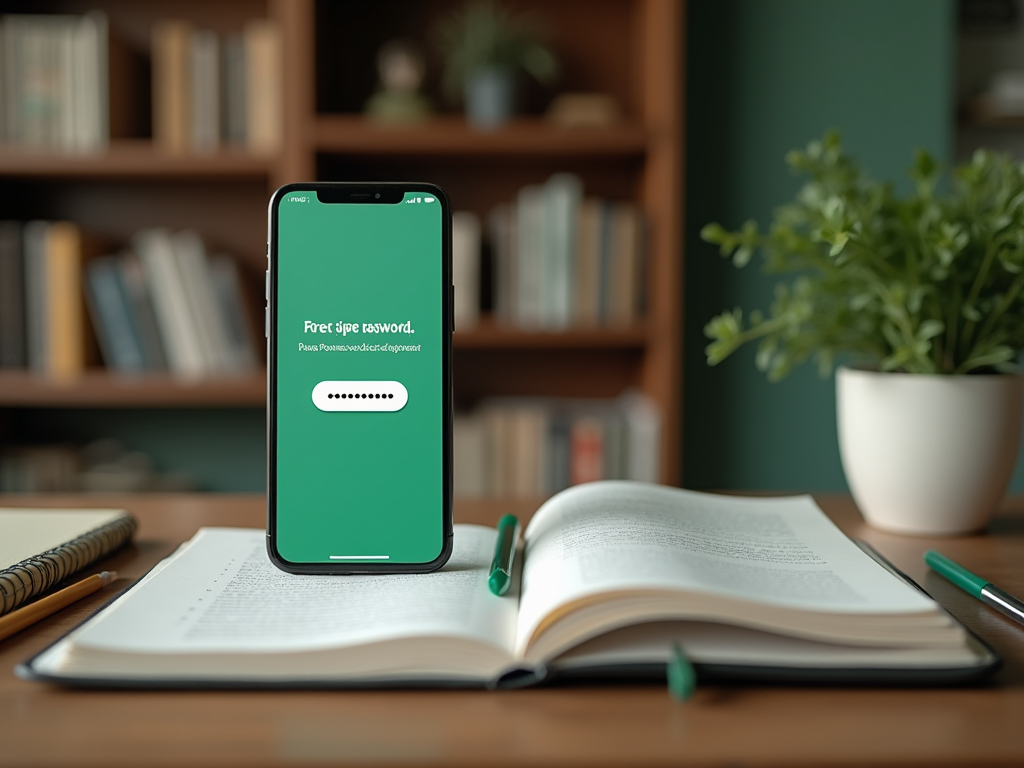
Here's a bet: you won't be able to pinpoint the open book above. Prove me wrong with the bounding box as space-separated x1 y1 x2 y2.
19 483 998 688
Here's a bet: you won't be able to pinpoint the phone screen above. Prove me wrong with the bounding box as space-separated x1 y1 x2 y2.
269 185 451 571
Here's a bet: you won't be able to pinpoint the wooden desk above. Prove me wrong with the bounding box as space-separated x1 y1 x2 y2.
2 493 1024 767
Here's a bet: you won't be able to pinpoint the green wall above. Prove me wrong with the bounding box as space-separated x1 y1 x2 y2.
683 0 958 490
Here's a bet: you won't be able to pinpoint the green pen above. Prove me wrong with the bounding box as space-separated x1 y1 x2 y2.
667 643 697 701
488 514 520 596
924 550 1024 628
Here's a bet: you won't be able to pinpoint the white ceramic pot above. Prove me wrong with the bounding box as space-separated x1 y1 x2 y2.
836 367 1024 535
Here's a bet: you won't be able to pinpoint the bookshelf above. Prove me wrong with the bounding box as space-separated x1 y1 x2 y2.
0 141 271 178
0 0 683 489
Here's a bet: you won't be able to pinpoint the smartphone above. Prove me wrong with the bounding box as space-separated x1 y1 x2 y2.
267 182 453 574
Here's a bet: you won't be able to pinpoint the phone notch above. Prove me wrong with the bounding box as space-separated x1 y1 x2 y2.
316 187 404 204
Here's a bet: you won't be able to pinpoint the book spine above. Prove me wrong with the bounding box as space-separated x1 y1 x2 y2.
85 255 147 373
57 17 77 152
543 173 582 329
452 413 487 498
118 251 168 371
88 11 109 149
516 185 544 328
2 18 20 143
487 205 514 326
209 255 258 373
574 199 602 326
609 203 640 326
451 211 481 330
133 228 206 378
597 201 613 323
222 33 247 146
244 19 281 154
189 28 219 153
152 19 191 152
571 416 605 486
23 220 50 374
169 230 231 374
45 221 86 380
0 514 136 617
0 221 26 369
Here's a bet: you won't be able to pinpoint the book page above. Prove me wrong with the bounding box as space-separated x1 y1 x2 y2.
517 482 938 652
70 525 518 658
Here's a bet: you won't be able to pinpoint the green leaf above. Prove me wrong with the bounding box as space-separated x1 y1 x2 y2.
962 304 982 322
917 320 944 340
958 346 1016 373
829 232 849 257
700 222 729 244
850 293 873 310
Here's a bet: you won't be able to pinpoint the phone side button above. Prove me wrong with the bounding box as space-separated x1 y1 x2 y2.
265 307 269 338
451 285 455 333
265 270 269 300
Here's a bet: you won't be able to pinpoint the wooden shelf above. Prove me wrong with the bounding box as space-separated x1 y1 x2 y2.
962 113 1024 129
454 322 648 349
314 116 649 157
0 140 273 179
959 97 1024 129
0 371 267 408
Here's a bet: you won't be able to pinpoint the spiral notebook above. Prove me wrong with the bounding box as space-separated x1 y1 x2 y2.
0 508 137 616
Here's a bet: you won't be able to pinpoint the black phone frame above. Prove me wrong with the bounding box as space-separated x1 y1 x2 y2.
265 181 454 574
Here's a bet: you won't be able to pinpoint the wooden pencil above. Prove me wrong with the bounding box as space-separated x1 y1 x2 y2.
0 571 117 642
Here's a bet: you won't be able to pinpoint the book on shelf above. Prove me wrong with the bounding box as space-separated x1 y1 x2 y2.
84 255 147 374
0 12 137 152
129 228 257 379
451 211 481 330
152 18 281 154
487 173 646 331
0 438 195 493
243 19 282 155
453 391 660 498
0 445 79 494
13 220 101 380
0 220 257 380
0 220 25 368
18 483 999 688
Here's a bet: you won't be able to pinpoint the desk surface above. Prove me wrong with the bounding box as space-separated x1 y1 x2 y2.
2 493 1024 768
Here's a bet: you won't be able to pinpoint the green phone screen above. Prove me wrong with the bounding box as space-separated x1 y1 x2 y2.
272 189 446 565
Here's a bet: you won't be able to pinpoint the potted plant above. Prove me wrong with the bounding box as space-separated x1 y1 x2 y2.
701 132 1024 534
434 0 558 130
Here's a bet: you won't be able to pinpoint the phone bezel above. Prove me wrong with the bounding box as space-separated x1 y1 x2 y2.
265 181 454 574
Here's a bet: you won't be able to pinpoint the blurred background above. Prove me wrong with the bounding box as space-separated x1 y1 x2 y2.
0 0 1021 497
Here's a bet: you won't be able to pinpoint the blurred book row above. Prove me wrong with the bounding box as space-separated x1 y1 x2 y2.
152 18 282 154
453 174 647 331
0 221 259 379
0 438 194 493
0 12 115 152
453 391 660 498
0 12 282 154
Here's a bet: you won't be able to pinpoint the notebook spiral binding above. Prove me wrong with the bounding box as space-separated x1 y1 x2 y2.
0 515 137 616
